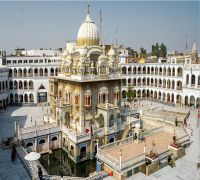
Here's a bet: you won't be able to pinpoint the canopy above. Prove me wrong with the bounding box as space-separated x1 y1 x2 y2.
24 152 41 161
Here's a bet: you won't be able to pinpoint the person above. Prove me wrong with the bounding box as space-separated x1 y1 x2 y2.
38 166 43 180
11 145 17 163
60 172 63 180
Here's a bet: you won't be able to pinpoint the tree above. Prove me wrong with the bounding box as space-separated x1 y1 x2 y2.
125 87 136 102
140 47 147 58
159 43 167 57
152 45 156 56
155 43 159 58
151 43 167 58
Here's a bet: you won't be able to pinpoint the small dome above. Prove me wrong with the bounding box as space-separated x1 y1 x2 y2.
66 54 73 61
135 123 141 129
79 46 87 56
62 49 68 57
108 48 115 56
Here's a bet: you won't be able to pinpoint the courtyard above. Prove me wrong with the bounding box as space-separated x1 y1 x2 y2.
0 102 199 180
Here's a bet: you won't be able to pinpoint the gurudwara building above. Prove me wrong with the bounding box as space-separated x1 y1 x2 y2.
48 5 122 162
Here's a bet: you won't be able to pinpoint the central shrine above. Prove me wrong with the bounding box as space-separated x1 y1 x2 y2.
49 5 122 162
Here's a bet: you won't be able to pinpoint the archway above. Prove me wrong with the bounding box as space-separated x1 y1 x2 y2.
98 114 104 128
185 96 189 106
196 98 200 108
190 96 195 107
109 114 114 127
191 75 195 86
65 112 70 127
109 138 114 143
70 145 74 156
39 139 45 151
80 146 87 159
10 94 13 104
154 91 157 99
26 142 33 153
167 93 170 102
176 94 180 105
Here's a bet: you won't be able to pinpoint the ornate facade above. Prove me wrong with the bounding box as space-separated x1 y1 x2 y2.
49 6 122 162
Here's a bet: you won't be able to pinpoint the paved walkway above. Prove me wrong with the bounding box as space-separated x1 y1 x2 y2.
0 147 30 180
0 106 49 180
0 106 49 142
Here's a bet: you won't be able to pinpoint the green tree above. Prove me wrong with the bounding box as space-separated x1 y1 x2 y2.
126 87 136 102
152 45 156 56
159 43 167 57
155 43 159 58
140 47 147 58
151 43 167 58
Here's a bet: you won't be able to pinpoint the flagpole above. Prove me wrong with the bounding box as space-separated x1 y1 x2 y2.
100 10 102 45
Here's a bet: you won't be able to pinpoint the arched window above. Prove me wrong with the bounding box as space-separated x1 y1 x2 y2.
122 67 127 74
98 114 104 128
186 74 189 84
51 137 57 141
29 81 34 89
80 146 87 159
109 114 114 127
191 75 195 85
39 139 45 144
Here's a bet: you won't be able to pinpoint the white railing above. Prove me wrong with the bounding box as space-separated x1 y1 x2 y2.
97 149 120 170
61 125 91 143
97 148 145 171
100 136 133 151
142 126 164 138
121 153 145 170
158 150 172 160
19 123 59 140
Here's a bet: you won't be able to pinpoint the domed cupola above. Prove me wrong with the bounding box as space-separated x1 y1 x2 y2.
77 5 99 46
108 47 115 57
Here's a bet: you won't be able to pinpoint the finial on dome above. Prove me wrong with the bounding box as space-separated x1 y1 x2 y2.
87 2 90 15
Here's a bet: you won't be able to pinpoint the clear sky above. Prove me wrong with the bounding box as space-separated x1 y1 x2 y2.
0 1 199 54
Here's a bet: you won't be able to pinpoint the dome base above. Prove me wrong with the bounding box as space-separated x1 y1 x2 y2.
77 38 99 46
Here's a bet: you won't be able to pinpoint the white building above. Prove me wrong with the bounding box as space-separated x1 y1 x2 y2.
1 49 61 105
0 67 9 109
120 50 200 108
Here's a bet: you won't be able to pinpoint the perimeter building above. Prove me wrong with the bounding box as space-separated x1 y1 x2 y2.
120 43 200 108
0 49 61 107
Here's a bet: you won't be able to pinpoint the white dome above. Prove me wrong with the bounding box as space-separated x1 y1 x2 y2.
108 48 115 56
77 14 99 41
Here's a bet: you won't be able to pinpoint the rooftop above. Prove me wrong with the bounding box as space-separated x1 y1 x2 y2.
104 131 174 163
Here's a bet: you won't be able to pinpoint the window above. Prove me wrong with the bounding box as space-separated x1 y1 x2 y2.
34 60 38 63
18 60 22 64
13 60 17 64
7 60 11 64
127 170 132 177
134 166 139 174
39 59 43 63
29 60 33 63
24 60 28 63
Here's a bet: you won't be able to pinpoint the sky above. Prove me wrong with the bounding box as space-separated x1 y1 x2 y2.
0 1 199 54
